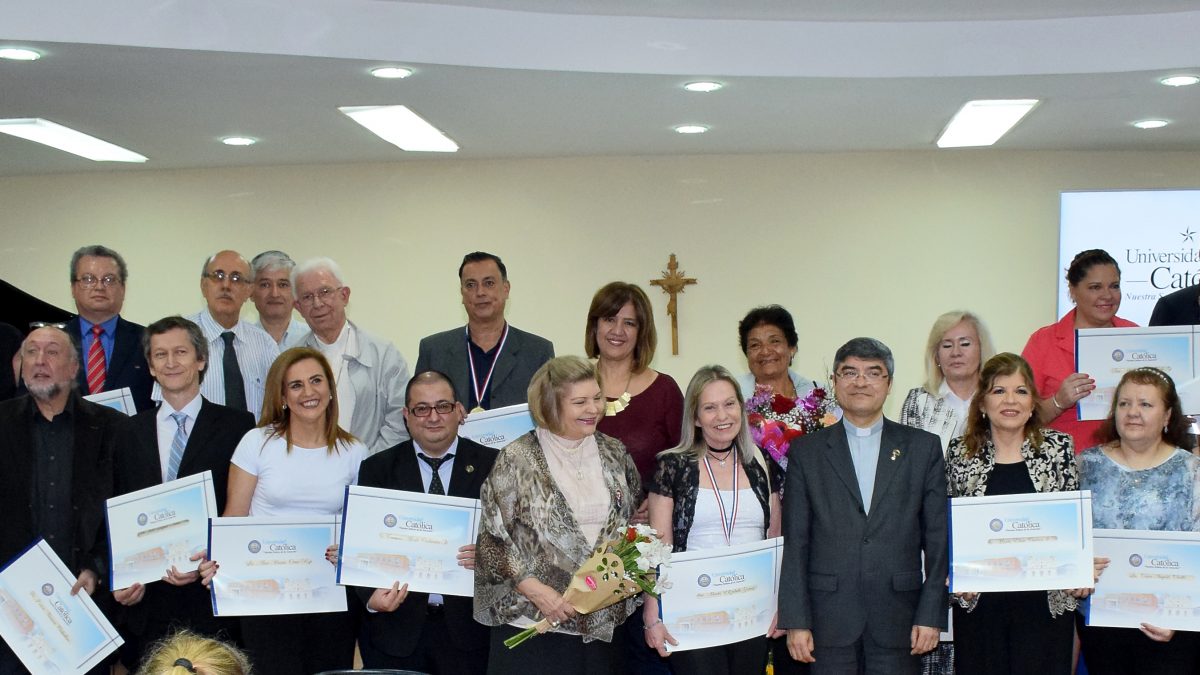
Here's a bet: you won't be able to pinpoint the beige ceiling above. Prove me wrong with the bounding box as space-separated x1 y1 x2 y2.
2 0 1199 176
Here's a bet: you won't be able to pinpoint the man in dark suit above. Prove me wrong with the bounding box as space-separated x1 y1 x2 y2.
779 337 947 675
355 370 498 674
0 325 125 673
416 252 553 411
1148 284 1200 326
66 245 154 411
112 316 255 668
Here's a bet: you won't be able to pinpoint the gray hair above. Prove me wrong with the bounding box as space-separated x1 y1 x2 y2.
70 245 128 284
142 316 210 384
834 337 895 379
290 257 347 298
661 364 757 465
250 250 296 278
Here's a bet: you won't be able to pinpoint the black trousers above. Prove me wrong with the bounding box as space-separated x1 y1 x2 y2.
670 635 768 675
486 623 625 675
1079 623 1199 675
359 604 488 675
240 606 356 675
953 592 1074 675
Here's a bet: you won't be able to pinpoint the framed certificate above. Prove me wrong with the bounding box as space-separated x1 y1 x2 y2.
1075 326 1196 420
950 490 1093 593
0 540 123 674
106 471 219 590
1086 528 1200 631
83 386 135 416
657 537 784 653
458 403 534 449
208 516 344 616
337 485 481 596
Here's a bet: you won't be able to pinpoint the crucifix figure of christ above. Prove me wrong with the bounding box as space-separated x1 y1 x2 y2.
649 253 697 355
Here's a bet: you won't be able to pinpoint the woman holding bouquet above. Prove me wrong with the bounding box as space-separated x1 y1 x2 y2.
1077 367 1200 674
475 356 643 675
586 283 683 674
644 365 783 675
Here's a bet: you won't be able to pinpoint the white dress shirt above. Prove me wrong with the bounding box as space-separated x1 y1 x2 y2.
155 393 203 483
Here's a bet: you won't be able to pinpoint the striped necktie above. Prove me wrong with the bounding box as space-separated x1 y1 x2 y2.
167 412 188 481
86 324 106 394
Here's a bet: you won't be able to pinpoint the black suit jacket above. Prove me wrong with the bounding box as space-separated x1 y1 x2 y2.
1149 285 1200 327
66 316 154 412
116 398 254 641
0 394 123 579
355 437 498 657
778 419 948 650
415 325 554 409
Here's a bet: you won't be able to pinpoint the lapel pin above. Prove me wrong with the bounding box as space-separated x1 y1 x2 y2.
890 449 901 461
465 464 475 473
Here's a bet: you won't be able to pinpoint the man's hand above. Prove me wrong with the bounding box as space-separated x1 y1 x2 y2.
456 544 476 570
113 582 145 606
911 625 938 655
164 551 206 586
71 569 98 597
366 582 409 613
786 628 816 663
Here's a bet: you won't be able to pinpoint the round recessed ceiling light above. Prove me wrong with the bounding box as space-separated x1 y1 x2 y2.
1161 75 1200 87
674 125 709 134
683 81 723 93
221 136 257 146
0 48 41 61
370 66 413 79
1132 119 1169 130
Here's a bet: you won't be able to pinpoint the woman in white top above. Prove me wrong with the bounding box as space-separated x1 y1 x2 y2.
201 347 366 675
644 365 782 675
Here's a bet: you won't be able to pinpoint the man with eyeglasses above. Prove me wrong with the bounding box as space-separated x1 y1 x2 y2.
249 250 309 349
0 325 125 674
416 252 553 413
294 256 410 454
354 370 496 674
173 250 279 416
779 337 948 675
65 244 155 411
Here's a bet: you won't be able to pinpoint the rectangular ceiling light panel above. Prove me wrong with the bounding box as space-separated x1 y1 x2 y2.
936 99 1039 148
0 118 147 162
338 105 459 153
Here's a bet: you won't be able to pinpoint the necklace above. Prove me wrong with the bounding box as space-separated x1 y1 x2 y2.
559 445 587 480
603 368 635 416
707 446 733 467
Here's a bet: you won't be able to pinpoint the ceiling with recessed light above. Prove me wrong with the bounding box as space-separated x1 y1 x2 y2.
1 0 1198 176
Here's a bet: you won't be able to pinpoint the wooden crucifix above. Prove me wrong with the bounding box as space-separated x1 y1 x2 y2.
649 253 697 355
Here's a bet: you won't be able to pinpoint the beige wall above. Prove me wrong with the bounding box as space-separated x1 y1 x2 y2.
4 150 1199 415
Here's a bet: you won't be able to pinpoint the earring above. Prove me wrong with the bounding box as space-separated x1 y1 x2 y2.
282 404 288 410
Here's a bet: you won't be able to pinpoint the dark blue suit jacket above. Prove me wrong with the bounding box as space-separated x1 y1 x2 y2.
66 316 154 412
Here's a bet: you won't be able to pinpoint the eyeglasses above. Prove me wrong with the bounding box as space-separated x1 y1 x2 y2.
203 270 251 285
408 401 456 417
74 274 121 288
29 321 68 330
836 368 889 383
297 286 344 308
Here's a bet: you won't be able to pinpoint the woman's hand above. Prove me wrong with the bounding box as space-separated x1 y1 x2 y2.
367 582 409 613
1068 587 1091 599
164 551 207 586
113 582 145 607
1140 623 1175 643
767 611 786 639
1093 556 1111 583
631 499 650 526
198 559 219 587
1055 373 1096 409
644 617 678 657
456 544 476 570
517 578 575 627
954 591 979 603
325 545 339 567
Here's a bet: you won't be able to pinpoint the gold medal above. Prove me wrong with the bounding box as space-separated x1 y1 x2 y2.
471 406 485 414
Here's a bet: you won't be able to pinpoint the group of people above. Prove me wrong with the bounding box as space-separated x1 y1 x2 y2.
0 244 1197 675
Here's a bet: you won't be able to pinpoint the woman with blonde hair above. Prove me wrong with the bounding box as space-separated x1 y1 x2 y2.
136 630 251 675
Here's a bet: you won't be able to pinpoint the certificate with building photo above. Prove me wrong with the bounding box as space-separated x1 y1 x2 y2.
457 403 534 449
1075 326 1195 420
106 471 219 590
657 537 784 653
83 386 136 416
208 516 344 616
337 485 481 597
1087 528 1200 631
0 540 123 674
950 490 1093 593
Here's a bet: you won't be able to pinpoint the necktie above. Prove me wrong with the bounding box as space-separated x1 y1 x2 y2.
418 453 454 495
167 412 188 481
221 331 248 412
86 324 106 394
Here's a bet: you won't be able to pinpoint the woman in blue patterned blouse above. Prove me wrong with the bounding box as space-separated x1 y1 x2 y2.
1077 367 1200 675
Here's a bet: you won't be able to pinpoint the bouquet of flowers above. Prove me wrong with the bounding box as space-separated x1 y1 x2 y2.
746 382 839 470
504 523 672 648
